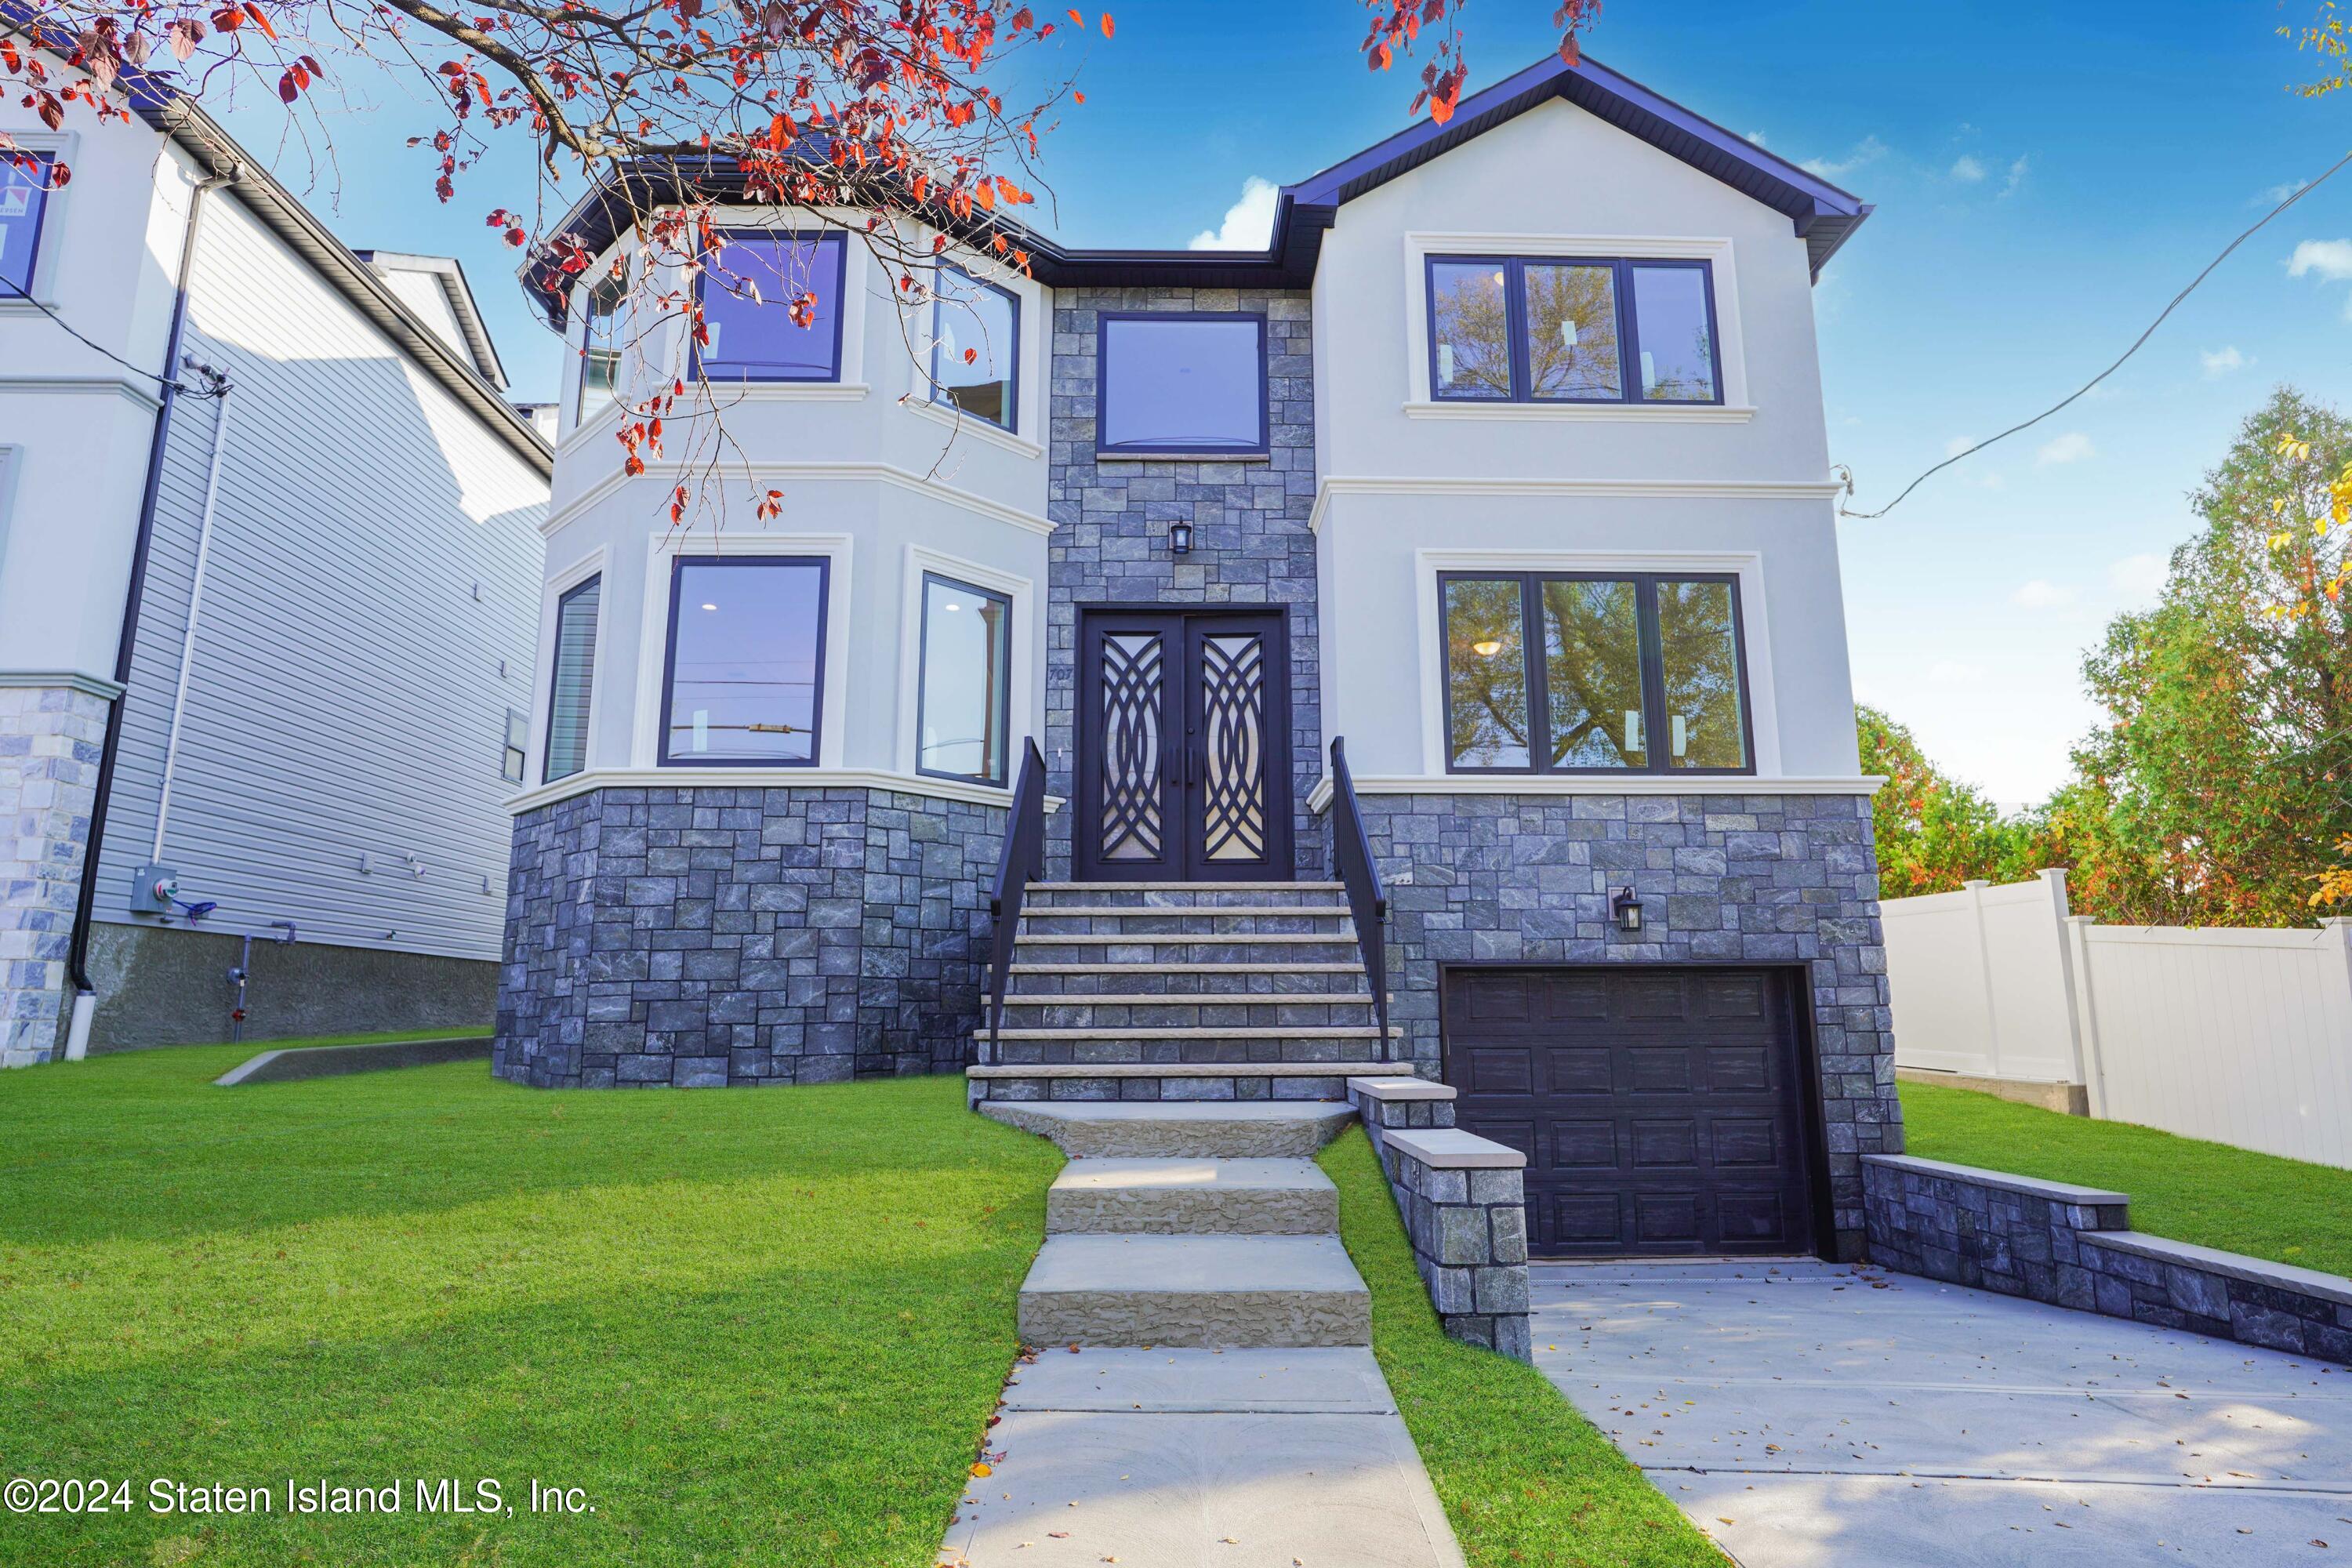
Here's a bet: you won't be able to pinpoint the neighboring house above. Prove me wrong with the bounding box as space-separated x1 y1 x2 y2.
0 67 553 1065
496 54 1901 1261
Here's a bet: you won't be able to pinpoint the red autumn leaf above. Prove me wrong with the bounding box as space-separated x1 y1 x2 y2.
245 4 278 39
1100 12 1112 35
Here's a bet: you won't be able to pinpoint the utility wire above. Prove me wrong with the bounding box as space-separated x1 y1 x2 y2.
1839 147 2352 520
2 283 222 397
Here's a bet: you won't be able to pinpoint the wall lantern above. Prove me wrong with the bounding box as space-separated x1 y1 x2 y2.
1167 521 1194 554
1612 885 1644 934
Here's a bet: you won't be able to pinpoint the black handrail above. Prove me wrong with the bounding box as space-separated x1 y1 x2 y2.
984 737 1048 1061
1328 737 1390 1054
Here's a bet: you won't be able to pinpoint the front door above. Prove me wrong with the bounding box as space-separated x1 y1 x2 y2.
1075 608 1294 882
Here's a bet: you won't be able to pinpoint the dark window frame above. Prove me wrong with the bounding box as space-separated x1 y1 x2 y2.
1438 569 1756 777
691 228 850 385
572 267 628 424
1425 255 1725 407
657 554 832 768
930 265 1021 434
1094 309 1271 459
541 572 601 784
0 151 55 299
913 570 1014 789
501 708 529 783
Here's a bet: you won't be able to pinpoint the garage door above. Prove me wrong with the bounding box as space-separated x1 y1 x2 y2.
1441 967 1817 1258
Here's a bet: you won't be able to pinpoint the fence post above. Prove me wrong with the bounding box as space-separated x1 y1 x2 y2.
2321 918 2352 1069
2038 869 2093 1098
1964 879 2002 1079
2066 913 2111 1120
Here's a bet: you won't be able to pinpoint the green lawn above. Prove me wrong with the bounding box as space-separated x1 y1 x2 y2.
1319 1130 1724 1568
1900 1080 2352 1278
0 1046 1060 1567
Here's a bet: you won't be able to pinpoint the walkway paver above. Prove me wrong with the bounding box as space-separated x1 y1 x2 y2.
1531 1258 2352 1567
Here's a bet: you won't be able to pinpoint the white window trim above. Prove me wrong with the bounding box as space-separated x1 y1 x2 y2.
535 544 610 782
1399 230 1750 412
1413 546 1783 779
894 543 1036 786
0 130 78 311
631 532 854 769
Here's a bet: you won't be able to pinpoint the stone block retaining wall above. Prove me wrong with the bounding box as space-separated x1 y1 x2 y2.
1348 1076 1531 1361
1864 1152 2352 1363
495 786 1004 1087
0 683 109 1068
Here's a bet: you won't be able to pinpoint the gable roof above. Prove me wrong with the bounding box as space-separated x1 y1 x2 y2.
523 50 1868 325
351 251 510 390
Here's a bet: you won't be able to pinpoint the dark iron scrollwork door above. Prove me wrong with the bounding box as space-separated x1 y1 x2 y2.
1075 609 1293 881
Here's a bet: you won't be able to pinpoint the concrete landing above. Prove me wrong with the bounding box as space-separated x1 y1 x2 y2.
1531 1259 2352 1567
1019 1234 1370 1348
940 1348 1464 1568
1047 1157 1338 1235
978 1099 1356 1158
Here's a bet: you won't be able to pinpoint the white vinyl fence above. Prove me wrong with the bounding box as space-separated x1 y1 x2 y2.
1883 870 2352 1168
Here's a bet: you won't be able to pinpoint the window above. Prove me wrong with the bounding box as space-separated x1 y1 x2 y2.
575 269 626 423
1097 312 1267 456
695 232 847 382
931 267 1018 430
659 556 829 765
1441 572 1751 774
916 572 1012 785
501 710 529 783
1428 256 1720 405
0 152 56 298
543 574 601 782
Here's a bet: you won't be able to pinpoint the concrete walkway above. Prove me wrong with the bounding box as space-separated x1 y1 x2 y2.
1532 1259 2352 1567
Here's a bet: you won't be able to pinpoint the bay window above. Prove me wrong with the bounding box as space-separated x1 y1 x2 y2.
542 574 601 782
0 153 52 298
659 557 829 765
695 231 847 383
1428 256 1722 405
931 267 1019 431
1442 572 1752 774
915 572 1012 786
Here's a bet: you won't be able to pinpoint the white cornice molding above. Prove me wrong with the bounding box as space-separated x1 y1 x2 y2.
1305 772 1886 812
0 670 127 701
0 375 163 413
508 765 1066 816
1307 474 1846 533
1401 401 1756 424
900 393 1047 461
542 459 1057 538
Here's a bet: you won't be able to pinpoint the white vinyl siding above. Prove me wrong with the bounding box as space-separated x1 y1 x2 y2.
93 187 547 961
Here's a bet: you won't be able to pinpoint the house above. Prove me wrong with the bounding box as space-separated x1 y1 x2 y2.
0 73 552 1065
495 53 1900 1261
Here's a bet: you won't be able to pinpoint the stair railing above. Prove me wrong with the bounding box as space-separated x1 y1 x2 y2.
984 736 1048 1061
1327 737 1390 1052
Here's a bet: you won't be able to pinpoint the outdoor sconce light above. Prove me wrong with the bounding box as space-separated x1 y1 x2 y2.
1167 521 1194 554
1612 885 1643 933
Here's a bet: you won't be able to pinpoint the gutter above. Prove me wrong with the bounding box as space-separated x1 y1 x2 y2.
60 163 234 1062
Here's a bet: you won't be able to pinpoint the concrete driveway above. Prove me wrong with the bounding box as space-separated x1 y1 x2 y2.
1531 1260 2352 1566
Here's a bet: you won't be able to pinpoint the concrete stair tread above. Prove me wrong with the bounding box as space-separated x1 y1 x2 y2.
978 1098 1356 1157
1051 1156 1335 1197
1025 1233 1367 1296
1007 962 1368 974
996 993 1374 1007
1033 881 1346 892
974 1025 1399 1040
1012 931 1359 945
967 1062 1375 1078
1024 906 1352 918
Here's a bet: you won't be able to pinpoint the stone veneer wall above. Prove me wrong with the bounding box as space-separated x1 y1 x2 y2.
0 684 110 1069
495 786 1004 1087
1865 1153 2352 1365
1342 789 1902 1259
1044 286 1319 878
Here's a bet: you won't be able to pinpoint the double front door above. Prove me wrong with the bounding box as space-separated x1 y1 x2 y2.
1074 608 1294 882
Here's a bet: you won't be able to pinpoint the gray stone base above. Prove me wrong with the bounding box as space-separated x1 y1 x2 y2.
0 682 108 1069
495 785 1004 1087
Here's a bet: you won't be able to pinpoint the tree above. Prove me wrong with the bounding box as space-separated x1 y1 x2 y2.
1854 704 2027 898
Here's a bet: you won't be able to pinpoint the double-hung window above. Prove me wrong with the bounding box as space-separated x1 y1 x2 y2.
659 556 829 765
695 231 847 383
1428 256 1722 405
1441 572 1753 774
915 572 1012 786
542 574 601 782
1096 312 1268 456
1 152 56 298
575 269 628 423
931 266 1018 431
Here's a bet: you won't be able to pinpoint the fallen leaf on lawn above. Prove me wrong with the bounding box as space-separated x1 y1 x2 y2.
1718 1518 1737 1525
1049 1532 1069 1539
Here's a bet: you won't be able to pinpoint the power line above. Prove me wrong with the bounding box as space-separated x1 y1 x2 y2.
2 282 223 398
1838 147 2352 521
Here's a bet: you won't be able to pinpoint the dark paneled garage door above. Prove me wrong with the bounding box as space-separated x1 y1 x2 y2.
1441 967 1817 1258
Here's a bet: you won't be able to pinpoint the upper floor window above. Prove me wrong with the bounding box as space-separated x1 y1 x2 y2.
932 267 1018 431
1428 256 1721 405
1441 572 1751 775
1097 311 1267 456
543 574 601 782
916 572 1012 786
501 709 529 783
575 268 627 423
659 556 829 765
696 231 847 383
1 153 56 298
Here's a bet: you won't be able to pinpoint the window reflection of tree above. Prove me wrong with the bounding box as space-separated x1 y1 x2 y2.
1445 580 1528 765
1657 580 1744 768
1432 267 1512 396
1523 265 1621 399
1541 580 1645 767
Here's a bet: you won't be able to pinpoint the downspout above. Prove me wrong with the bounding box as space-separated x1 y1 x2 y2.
60 161 237 1062
147 366 236 867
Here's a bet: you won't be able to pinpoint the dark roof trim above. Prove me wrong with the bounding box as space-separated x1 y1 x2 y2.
351 249 510 390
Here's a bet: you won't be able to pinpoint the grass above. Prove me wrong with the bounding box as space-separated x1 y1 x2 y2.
1900 1080 2352 1279
0 1047 1061 1566
1318 1129 1722 1568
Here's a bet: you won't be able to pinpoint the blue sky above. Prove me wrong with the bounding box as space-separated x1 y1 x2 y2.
217 1 2352 804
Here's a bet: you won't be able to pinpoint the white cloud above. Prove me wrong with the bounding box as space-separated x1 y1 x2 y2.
1189 176 1279 252
2288 238 2352 281
1944 435 1976 458
2199 345 2248 377
1800 136 1886 180
1951 154 1986 183
1744 130 1768 147
2035 431 2095 466
1998 154 2031 198
2011 579 2078 610
2260 180 2310 206
2109 552 2169 603
1929 659 1985 685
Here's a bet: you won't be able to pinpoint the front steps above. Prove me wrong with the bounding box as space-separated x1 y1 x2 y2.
1047 1156 1339 1234
978 1099 1356 1159
1018 1233 1370 1348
